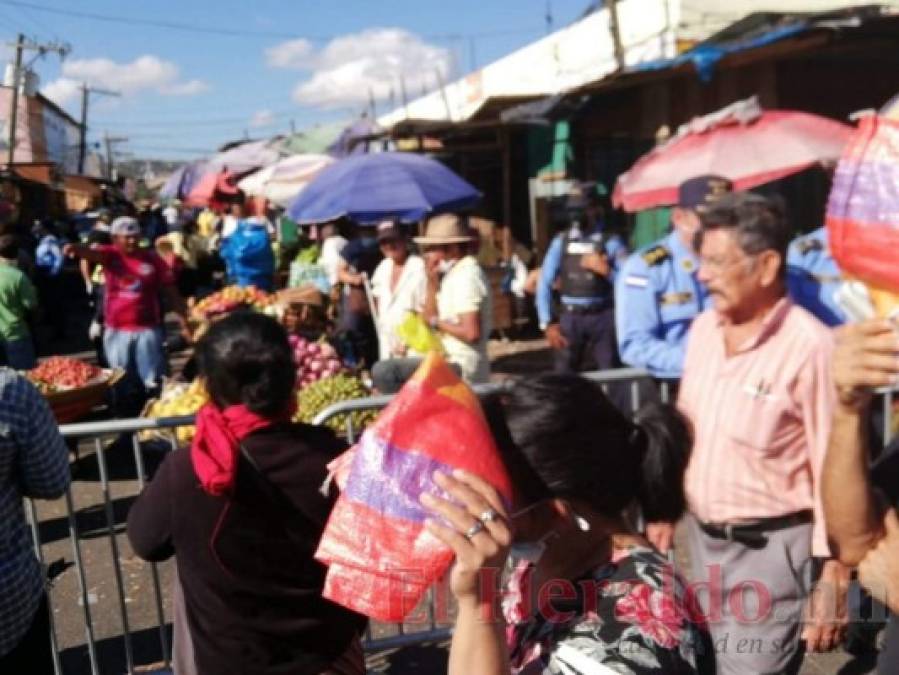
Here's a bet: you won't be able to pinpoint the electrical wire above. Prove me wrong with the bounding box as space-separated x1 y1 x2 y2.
0 1 542 43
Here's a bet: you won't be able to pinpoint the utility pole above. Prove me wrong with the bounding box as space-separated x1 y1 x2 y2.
608 0 625 70
103 131 128 180
7 34 24 166
289 119 296 134
78 84 120 174
5 34 70 166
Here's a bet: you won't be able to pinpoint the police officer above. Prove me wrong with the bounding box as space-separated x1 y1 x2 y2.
615 175 732 380
536 182 629 372
786 226 847 326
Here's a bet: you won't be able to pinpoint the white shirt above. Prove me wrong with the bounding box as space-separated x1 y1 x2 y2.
320 235 348 287
437 255 492 383
162 206 179 227
221 215 239 239
371 255 427 360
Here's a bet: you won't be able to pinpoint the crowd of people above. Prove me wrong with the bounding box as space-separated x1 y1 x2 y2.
1 169 899 675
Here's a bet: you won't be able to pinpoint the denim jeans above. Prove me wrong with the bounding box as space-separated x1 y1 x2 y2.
2 336 36 370
103 327 165 388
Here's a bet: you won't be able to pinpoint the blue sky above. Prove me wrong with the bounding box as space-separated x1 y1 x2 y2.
0 0 596 160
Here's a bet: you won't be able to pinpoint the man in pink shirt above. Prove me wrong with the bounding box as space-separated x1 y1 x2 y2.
65 217 187 398
653 193 849 673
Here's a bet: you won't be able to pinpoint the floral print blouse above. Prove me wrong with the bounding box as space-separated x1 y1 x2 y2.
503 544 710 674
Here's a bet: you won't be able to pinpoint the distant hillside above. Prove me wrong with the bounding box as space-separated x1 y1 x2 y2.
115 158 186 181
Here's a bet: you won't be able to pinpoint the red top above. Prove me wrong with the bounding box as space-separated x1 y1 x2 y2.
98 245 174 330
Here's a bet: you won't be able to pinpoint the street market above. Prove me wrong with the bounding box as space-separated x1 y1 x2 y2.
3 2 899 675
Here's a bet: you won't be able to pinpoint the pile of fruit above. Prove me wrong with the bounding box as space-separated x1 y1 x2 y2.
142 379 209 445
290 335 345 387
294 373 378 434
191 285 276 321
28 356 102 394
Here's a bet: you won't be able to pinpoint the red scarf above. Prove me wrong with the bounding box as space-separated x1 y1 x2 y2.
190 403 281 495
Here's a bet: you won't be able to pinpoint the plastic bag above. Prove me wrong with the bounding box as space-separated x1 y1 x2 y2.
220 222 275 291
827 113 899 315
395 312 444 355
315 352 512 621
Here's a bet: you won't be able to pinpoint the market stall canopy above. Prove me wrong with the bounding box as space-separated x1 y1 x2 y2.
327 116 385 157
613 97 854 212
288 152 481 225
282 122 347 155
184 170 240 209
159 161 207 201
205 138 287 175
238 154 334 208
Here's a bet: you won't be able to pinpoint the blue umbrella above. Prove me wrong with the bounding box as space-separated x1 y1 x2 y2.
287 152 481 224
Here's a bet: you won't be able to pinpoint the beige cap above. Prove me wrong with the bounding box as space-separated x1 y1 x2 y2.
413 213 473 246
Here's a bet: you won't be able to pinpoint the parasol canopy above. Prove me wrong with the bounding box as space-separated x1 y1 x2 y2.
613 97 854 212
288 152 481 225
238 154 334 207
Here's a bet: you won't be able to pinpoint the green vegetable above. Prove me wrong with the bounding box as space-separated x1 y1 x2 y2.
295 373 378 434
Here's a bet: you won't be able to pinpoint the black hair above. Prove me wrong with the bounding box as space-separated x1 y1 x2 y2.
486 374 691 523
0 234 19 260
698 191 791 277
195 311 296 417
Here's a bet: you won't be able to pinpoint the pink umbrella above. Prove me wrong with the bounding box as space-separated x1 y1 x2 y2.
613 97 854 212
184 170 240 208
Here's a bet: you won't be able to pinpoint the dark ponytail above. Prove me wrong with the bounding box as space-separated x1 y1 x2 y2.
495 375 691 521
632 402 692 523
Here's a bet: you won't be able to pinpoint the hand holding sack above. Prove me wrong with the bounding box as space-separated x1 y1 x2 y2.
314 352 512 621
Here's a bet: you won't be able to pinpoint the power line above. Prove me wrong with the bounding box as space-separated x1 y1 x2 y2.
0 1 317 40
0 1 542 43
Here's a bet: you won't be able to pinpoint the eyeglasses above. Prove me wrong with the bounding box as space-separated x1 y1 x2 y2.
698 252 757 273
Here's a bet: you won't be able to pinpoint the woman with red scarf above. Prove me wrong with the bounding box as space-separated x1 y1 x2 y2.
127 311 366 675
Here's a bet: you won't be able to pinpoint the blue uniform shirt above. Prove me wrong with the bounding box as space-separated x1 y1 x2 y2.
536 222 629 328
614 231 709 379
786 227 846 327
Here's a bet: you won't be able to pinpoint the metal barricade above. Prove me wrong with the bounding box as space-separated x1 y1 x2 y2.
28 367 892 674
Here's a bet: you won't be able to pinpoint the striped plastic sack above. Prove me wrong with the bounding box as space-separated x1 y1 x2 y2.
827 113 899 313
315 352 512 621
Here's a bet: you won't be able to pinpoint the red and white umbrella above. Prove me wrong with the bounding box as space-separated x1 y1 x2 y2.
183 170 240 209
613 97 854 212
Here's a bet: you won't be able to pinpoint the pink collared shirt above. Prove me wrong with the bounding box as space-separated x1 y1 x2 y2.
678 298 835 556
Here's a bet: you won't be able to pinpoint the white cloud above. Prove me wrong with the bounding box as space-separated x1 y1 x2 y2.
265 38 314 69
267 29 450 110
250 109 276 128
41 55 209 106
42 78 82 106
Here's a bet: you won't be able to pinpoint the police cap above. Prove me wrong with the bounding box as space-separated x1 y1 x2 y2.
678 175 733 211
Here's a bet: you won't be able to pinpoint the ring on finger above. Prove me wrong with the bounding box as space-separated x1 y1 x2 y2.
464 521 486 540
479 508 499 523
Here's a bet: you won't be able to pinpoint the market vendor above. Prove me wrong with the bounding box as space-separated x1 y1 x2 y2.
64 216 189 403
281 284 329 342
371 214 491 393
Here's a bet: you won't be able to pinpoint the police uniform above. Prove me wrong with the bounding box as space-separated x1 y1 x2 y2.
615 231 708 379
537 218 629 373
614 174 732 380
786 226 846 327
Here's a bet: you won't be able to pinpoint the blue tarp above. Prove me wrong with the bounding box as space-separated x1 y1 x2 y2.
633 23 808 82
